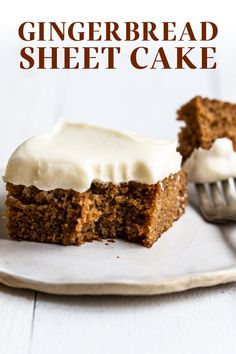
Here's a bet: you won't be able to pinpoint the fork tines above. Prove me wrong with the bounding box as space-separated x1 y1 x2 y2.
196 178 236 222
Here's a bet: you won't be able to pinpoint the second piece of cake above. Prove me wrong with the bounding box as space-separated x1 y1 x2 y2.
4 122 187 247
177 96 236 183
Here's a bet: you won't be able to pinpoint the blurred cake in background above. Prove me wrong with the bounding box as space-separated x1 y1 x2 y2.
177 96 236 183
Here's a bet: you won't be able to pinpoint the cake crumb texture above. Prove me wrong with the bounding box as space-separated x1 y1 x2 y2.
5 171 187 248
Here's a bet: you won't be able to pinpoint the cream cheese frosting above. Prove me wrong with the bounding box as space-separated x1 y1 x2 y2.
4 121 182 192
183 138 236 183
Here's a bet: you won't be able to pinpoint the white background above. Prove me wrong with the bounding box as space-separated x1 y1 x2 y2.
0 1 236 353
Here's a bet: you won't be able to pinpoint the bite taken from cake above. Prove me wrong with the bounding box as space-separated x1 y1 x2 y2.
3 122 187 247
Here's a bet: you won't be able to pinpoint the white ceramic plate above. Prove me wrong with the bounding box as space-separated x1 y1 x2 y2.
0 178 236 295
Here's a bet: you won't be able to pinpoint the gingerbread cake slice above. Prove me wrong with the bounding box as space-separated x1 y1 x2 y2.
3 122 187 247
177 96 236 182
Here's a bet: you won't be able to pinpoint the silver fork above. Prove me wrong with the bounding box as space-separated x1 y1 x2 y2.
196 178 236 222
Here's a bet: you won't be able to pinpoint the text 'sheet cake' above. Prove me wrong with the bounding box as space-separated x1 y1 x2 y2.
4 122 187 247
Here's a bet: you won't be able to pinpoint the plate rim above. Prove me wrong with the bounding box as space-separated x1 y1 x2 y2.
0 267 236 295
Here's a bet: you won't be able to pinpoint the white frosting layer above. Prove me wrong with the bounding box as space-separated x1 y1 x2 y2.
4 121 182 192
183 138 236 183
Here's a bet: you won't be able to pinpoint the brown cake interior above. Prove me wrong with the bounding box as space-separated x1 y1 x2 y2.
5 171 187 248
177 96 236 160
